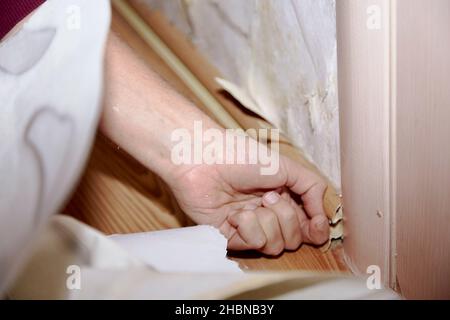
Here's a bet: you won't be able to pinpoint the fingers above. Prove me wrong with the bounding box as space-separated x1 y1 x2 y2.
283 159 329 240
227 210 266 251
227 207 285 255
292 198 329 245
262 191 303 250
285 159 328 217
227 181 329 255
254 207 285 256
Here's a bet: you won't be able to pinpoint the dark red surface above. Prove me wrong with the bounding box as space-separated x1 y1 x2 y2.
0 0 46 40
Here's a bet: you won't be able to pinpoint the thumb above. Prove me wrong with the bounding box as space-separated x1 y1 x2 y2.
283 159 328 220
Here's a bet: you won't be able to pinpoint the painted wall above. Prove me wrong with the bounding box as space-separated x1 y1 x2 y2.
140 0 341 188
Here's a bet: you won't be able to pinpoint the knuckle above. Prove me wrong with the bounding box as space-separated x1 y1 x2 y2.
285 235 302 251
266 211 279 225
317 233 330 245
263 241 284 256
251 235 267 249
257 209 274 224
311 231 328 245
278 207 297 223
273 242 285 255
239 210 255 224
316 179 328 192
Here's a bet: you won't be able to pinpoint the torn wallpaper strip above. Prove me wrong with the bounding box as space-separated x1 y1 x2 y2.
109 226 242 273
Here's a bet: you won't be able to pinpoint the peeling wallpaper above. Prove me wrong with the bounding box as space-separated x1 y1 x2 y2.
141 0 341 188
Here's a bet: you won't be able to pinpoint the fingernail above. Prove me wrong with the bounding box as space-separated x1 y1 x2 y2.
315 217 329 230
264 191 280 205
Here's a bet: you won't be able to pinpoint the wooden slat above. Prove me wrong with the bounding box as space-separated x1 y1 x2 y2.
230 244 347 272
336 0 392 284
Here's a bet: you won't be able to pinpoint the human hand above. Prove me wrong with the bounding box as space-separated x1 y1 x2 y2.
169 140 330 256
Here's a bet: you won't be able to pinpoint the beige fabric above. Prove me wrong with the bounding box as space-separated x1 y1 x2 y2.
7 216 399 300
0 0 111 294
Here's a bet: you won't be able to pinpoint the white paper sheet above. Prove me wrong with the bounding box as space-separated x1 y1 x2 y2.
109 226 242 273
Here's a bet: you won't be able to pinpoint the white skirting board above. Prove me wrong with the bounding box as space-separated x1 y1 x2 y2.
337 0 450 299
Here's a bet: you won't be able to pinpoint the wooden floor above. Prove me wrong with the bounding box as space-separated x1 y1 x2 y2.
64 4 348 274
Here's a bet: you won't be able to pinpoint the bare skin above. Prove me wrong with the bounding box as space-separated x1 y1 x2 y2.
101 33 330 255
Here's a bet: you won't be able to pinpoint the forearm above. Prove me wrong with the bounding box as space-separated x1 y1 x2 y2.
100 32 221 184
